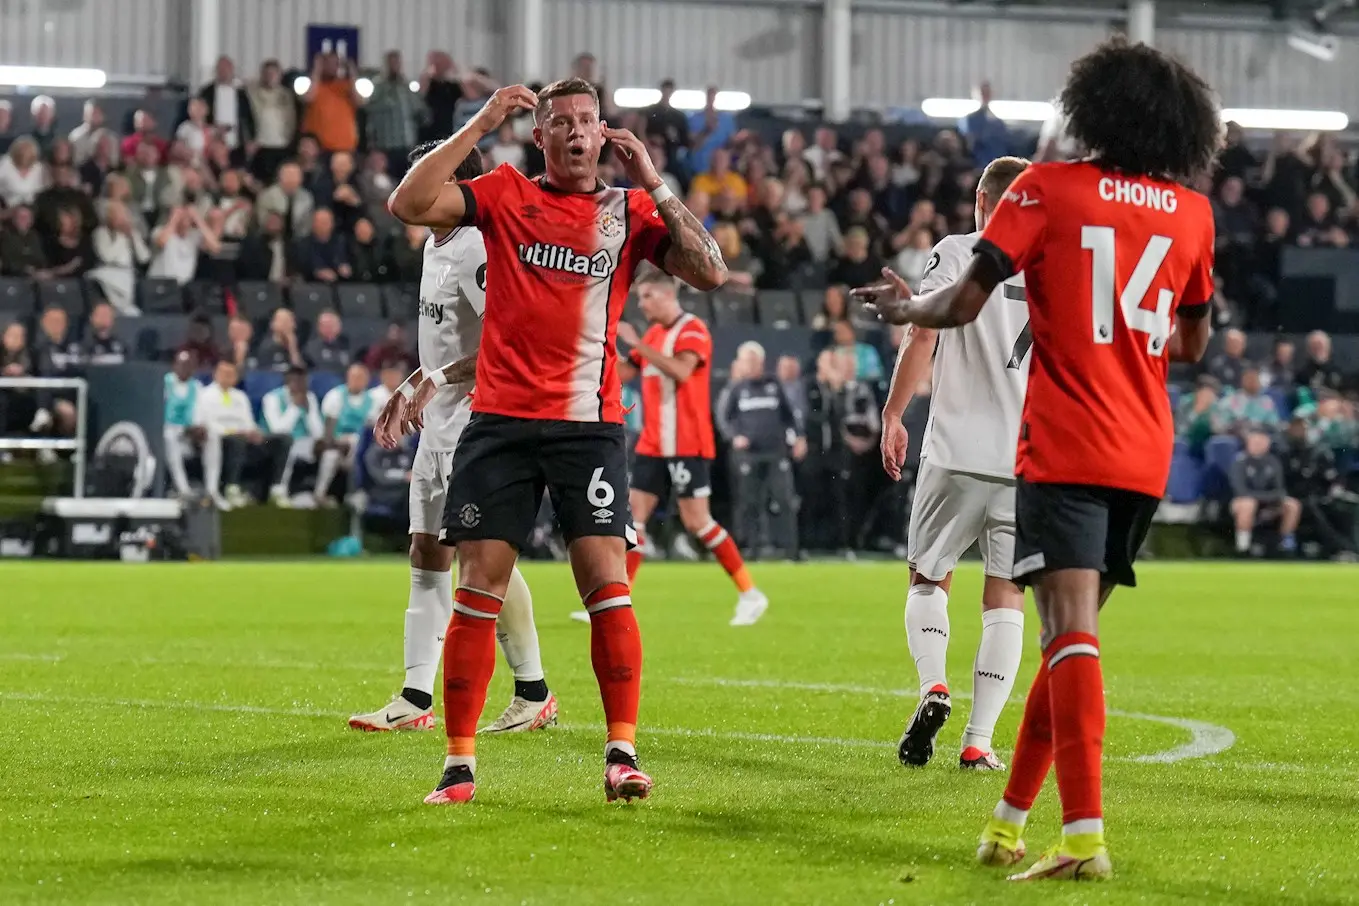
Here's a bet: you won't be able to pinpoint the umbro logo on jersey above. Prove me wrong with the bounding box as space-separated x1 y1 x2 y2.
518 242 614 279
521 204 542 219
419 298 445 325
592 507 614 523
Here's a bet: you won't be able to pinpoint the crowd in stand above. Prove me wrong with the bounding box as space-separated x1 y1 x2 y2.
0 49 1358 554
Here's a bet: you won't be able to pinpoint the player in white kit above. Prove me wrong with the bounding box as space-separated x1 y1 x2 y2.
873 157 1032 771
348 145 557 734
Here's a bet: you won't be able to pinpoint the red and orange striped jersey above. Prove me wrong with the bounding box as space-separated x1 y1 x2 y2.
631 313 715 459
460 164 671 423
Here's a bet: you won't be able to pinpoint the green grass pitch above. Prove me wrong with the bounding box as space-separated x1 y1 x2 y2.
3 560 1359 904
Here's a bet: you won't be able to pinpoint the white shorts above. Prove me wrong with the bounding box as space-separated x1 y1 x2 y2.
408 442 456 536
907 460 1016 581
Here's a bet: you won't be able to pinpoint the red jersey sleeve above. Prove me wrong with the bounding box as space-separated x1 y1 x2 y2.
1177 199 1217 317
628 348 644 369
627 189 673 272
975 166 1049 280
457 163 522 229
672 320 711 365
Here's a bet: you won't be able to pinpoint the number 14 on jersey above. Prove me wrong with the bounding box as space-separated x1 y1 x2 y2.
1081 225 1174 357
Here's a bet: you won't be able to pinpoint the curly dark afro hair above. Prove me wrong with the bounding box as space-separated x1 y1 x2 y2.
1060 37 1222 184
407 140 484 182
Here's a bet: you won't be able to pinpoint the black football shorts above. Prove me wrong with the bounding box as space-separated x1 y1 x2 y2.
1010 478 1159 588
441 413 635 549
630 455 713 501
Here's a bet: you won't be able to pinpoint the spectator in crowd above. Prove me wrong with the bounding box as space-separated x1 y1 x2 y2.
259 364 323 505
716 341 803 557
826 318 884 382
366 51 420 172
178 313 219 367
124 140 168 225
644 78 690 165
799 183 842 263
255 308 305 372
388 222 428 283
120 110 168 164
175 97 214 164
32 305 82 437
1176 375 1220 457
959 81 1009 166
305 309 351 374
27 96 58 154
197 55 254 160
1213 175 1258 292
1230 428 1300 556
301 52 361 154
1309 390 1358 456
0 100 13 155
363 321 415 372
237 211 293 283
452 69 498 151
1295 192 1342 247
690 86 739 175
1297 330 1347 397
214 169 253 236
1215 121 1258 186
684 188 714 230
361 429 417 518
1309 144 1357 216
358 150 397 229
810 284 850 331
711 221 758 293
90 201 152 314
0 138 48 209
0 205 48 277
1261 337 1297 396
312 152 363 233
161 350 200 498
148 205 221 285
82 302 127 365
419 51 462 143
189 359 262 509
803 126 843 181
348 217 388 283
646 140 682 197
158 153 212 218
220 315 253 371
255 161 315 240
294 208 351 283
776 354 807 430
0 322 36 436
691 147 747 201
79 132 119 194
828 226 884 289
43 207 94 278
1281 413 1358 560
1209 274 1242 329
247 60 297 182
35 164 95 238
1206 328 1250 389
69 100 115 166
315 361 376 505
894 227 937 291
1215 365 1280 437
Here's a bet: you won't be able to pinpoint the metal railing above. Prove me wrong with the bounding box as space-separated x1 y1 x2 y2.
0 377 89 498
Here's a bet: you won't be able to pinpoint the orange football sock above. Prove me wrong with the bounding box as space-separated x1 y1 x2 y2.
697 522 754 593
1001 658 1053 812
1047 632 1105 826
441 587 504 758
584 582 642 739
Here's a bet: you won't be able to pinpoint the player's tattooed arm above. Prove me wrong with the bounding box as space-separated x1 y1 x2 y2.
656 196 729 291
406 354 477 432
437 352 478 387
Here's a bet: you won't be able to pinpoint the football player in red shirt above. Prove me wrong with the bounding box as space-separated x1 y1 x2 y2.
389 79 727 806
853 39 1221 880
616 269 768 625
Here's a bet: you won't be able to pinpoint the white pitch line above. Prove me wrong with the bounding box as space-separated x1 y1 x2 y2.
674 676 1237 764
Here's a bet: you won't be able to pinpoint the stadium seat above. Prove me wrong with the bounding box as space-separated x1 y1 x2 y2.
243 371 284 409
798 289 826 326
290 282 336 323
678 292 713 323
710 292 757 326
236 281 286 321
117 314 192 361
0 277 36 316
344 317 388 358
1166 450 1204 503
757 290 801 328
1266 386 1290 418
1167 383 1183 413
382 284 419 321
185 281 226 314
139 277 185 314
336 283 384 319
309 371 343 400
790 261 829 291
1202 434 1242 499
36 278 86 317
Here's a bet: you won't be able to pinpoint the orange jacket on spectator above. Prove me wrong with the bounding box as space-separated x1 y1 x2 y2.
303 80 359 153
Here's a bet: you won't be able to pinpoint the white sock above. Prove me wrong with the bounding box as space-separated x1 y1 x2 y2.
905 584 950 696
444 754 476 773
497 565 545 684
403 566 453 696
605 739 636 759
315 448 342 497
994 800 1029 827
202 430 223 497
962 608 1025 753
1235 529 1252 553
163 428 192 495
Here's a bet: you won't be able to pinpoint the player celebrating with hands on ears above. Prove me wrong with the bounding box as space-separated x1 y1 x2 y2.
387 77 726 806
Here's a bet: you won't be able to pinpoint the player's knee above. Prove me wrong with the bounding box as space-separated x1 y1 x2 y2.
678 505 712 537
409 533 451 571
1283 496 1301 516
455 541 518 596
1232 497 1255 518
909 569 951 593
567 536 628 594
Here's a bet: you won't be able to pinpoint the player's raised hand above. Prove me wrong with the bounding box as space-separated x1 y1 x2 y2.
405 375 439 433
851 267 917 326
601 125 661 191
880 419 909 481
373 391 408 450
471 85 538 135
616 320 640 347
